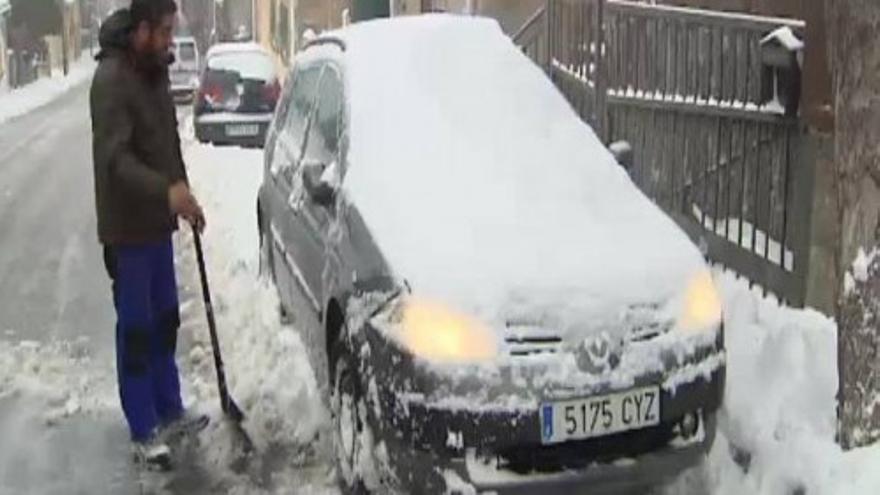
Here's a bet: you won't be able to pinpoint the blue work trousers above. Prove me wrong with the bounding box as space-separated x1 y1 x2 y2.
104 237 183 441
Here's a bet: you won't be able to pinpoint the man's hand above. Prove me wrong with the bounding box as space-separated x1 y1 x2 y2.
169 181 206 232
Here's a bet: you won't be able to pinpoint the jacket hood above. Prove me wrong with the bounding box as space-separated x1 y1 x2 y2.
95 9 132 60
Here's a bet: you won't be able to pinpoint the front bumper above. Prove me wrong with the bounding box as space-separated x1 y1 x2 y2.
382 410 717 495
170 85 197 102
194 112 272 148
358 322 725 494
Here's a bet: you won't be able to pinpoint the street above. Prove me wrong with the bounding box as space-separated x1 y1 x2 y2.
0 81 335 495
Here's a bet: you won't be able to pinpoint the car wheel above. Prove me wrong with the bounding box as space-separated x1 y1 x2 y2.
331 343 370 494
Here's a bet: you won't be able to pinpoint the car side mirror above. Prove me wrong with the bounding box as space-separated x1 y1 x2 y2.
302 160 339 208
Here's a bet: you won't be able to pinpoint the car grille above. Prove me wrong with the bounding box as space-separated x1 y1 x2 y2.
503 324 563 357
493 421 676 474
503 323 670 358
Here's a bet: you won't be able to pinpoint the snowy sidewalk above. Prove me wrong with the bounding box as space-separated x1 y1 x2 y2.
0 57 97 125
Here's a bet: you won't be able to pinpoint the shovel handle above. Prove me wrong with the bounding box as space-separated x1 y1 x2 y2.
192 227 236 416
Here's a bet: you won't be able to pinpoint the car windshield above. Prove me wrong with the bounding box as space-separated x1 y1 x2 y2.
178 42 197 62
207 52 273 81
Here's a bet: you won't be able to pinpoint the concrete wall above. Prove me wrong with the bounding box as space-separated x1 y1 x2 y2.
253 0 298 73
0 13 8 84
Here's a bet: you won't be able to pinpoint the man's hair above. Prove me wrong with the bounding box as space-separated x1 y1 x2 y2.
130 0 178 28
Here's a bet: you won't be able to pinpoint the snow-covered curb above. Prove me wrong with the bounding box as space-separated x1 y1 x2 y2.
0 57 97 125
179 139 334 490
684 271 880 495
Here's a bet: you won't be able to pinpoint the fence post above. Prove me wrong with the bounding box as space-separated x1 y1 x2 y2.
596 0 608 142
546 0 555 75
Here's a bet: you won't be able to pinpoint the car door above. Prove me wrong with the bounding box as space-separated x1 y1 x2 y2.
265 63 323 316
286 62 346 315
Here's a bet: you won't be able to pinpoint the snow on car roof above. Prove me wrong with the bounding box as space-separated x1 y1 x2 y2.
206 43 276 80
206 42 268 58
323 15 706 325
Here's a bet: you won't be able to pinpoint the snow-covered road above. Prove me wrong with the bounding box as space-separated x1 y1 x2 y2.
0 80 335 495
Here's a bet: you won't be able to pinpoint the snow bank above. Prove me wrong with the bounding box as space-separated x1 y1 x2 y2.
0 336 115 424
666 271 880 495
335 15 706 327
761 26 804 52
181 138 334 491
0 57 97 125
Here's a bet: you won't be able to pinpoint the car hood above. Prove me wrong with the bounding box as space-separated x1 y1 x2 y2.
339 16 707 337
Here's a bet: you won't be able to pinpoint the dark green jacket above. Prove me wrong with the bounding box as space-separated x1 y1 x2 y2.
90 9 188 245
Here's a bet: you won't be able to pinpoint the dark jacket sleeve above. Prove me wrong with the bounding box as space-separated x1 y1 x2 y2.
165 85 189 185
92 70 171 216
170 102 190 185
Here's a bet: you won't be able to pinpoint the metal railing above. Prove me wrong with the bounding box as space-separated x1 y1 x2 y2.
514 0 815 306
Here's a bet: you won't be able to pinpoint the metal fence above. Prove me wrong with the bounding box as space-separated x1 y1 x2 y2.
514 0 815 306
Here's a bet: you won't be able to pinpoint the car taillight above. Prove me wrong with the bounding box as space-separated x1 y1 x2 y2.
263 81 281 106
199 84 223 105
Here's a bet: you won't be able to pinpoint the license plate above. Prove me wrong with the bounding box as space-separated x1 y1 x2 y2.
226 124 259 137
540 386 660 444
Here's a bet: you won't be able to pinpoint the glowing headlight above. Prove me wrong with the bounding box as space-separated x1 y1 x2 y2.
397 298 499 363
678 271 723 332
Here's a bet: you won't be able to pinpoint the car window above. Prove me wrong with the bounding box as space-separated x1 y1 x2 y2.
285 65 323 158
179 42 197 62
272 74 296 133
315 67 343 154
207 52 274 81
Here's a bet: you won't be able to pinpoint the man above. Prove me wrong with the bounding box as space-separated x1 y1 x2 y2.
90 0 206 468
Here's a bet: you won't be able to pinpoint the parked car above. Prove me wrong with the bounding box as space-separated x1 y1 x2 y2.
169 36 200 103
194 42 280 148
258 16 725 495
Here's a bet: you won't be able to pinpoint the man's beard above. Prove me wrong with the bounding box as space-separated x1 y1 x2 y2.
134 48 172 84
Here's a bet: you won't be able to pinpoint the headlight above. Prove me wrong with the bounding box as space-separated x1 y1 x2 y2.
396 298 499 363
677 271 723 333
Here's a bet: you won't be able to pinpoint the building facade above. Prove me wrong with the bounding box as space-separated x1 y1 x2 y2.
0 0 9 86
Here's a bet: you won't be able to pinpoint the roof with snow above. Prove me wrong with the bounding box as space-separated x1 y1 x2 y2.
312 15 706 320
206 42 268 58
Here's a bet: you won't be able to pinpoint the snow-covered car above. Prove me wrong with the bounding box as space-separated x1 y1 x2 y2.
194 43 280 148
257 15 726 495
169 36 200 103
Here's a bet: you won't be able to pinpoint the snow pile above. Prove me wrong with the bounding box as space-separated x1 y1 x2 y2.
0 56 97 125
761 26 804 52
181 141 332 489
674 271 880 495
335 15 706 327
0 337 116 424
844 248 878 294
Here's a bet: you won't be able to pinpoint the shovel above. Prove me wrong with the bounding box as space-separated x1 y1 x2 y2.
192 227 254 454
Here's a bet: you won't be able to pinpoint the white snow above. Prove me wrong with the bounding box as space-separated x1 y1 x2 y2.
761 26 805 52
606 86 787 115
0 56 97 125
851 248 875 283
180 135 332 490
0 337 116 423
332 15 706 332
663 270 880 495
